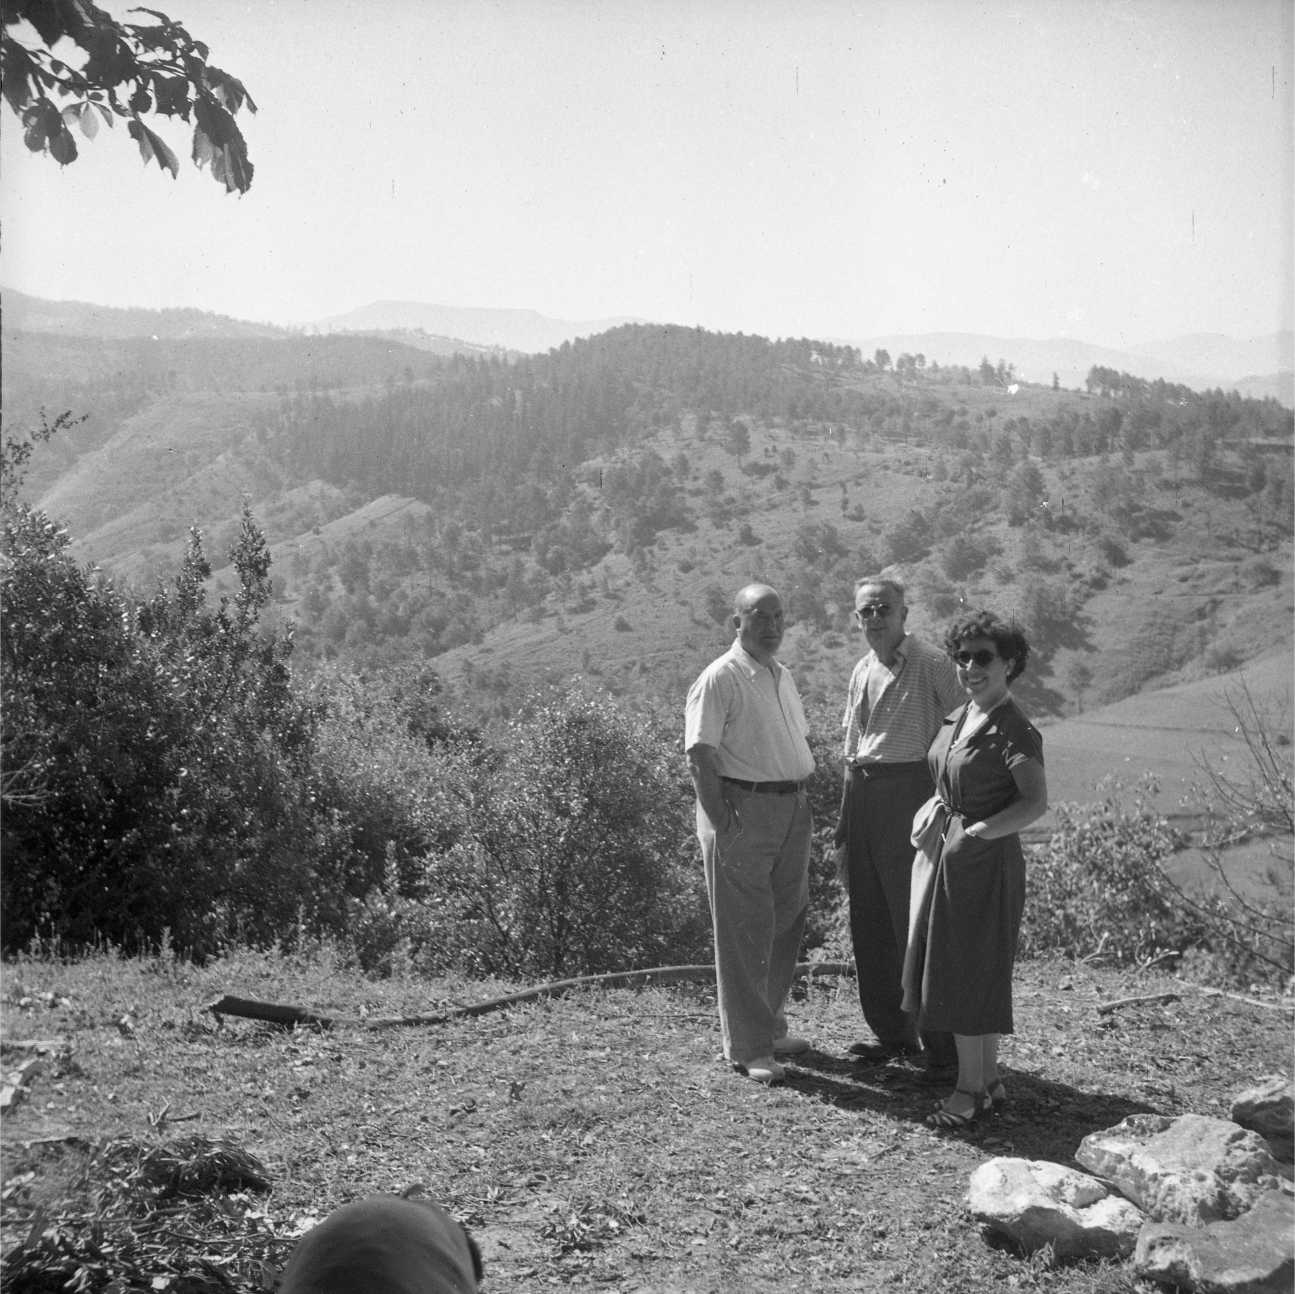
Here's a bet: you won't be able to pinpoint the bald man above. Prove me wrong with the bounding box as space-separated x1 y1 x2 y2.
685 583 815 1084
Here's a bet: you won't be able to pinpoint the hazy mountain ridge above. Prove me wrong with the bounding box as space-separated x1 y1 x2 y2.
1131 331 1294 379
1 286 288 340
848 329 1292 404
313 299 648 355
5 286 1287 404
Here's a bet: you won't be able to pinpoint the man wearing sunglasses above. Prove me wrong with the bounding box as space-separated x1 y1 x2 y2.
836 576 964 1079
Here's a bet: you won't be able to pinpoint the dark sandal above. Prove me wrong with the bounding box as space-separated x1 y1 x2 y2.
925 1088 989 1129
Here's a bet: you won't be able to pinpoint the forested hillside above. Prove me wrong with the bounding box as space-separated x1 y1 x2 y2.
6 316 1293 727
4 310 1292 976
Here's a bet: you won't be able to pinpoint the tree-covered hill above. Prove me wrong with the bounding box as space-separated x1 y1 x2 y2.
1 287 288 340
4 317 1292 976
8 319 1293 728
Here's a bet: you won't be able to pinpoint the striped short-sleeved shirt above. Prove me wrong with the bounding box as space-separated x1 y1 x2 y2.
841 633 964 763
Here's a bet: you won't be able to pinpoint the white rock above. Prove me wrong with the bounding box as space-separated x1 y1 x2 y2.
1077 1113 1283 1226
966 1156 1145 1259
1231 1076 1294 1162
1135 1188 1295 1294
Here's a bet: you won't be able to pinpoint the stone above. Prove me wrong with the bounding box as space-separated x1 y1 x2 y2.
1077 1113 1283 1226
1231 1076 1294 1163
966 1157 1145 1259
1134 1188 1294 1294
0 1058 43 1113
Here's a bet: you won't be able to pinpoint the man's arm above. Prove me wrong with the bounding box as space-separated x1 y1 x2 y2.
687 743 738 834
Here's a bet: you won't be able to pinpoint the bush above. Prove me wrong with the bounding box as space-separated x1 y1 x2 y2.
1 503 320 955
301 667 473 930
1239 557 1280 590
1021 778 1203 966
419 688 708 978
1095 533 1129 567
1204 642 1244 673
938 532 998 581
1021 771 1293 987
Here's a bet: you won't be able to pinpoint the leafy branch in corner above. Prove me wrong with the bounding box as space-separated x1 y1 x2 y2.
0 408 84 503
2 0 256 192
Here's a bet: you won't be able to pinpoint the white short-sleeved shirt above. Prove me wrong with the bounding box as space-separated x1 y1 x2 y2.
841 633 964 763
685 642 815 782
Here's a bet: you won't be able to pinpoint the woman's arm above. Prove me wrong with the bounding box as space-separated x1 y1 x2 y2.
964 758 1047 841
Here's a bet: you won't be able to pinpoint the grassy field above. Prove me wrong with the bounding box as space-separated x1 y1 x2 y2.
2 945 1291 1292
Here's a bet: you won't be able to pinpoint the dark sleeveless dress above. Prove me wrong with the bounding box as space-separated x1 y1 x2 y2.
902 698 1043 1035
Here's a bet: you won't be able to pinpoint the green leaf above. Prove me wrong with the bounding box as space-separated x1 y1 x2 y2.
205 66 257 115
1 43 37 116
192 97 253 193
192 95 237 147
152 76 190 116
23 5 67 48
126 118 179 179
21 100 59 153
49 122 78 166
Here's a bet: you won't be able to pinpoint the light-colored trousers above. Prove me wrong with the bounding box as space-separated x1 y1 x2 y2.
697 787 812 1066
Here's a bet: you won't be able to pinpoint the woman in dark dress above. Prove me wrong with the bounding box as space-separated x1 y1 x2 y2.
902 611 1048 1129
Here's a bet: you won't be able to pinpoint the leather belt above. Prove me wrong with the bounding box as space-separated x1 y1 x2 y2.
846 759 927 779
721 776 804 795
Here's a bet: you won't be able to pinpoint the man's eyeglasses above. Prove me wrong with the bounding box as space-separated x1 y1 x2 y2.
855 604 893 619
952 649 998 668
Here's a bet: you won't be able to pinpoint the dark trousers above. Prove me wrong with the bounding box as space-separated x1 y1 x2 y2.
839 761 956 1066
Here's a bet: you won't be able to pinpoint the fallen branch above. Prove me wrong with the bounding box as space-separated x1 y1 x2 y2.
0 1039 69 1056
206 960 856 1030
1096 992 1181 1016
206 997 337 1029
1095 984 1294 1016
1185 984 1295 1013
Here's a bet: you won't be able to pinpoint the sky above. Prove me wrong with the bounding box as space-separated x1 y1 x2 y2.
1 0 1291 350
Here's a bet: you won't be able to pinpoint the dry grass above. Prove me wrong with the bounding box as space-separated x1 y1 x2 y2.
1 945 1291 1293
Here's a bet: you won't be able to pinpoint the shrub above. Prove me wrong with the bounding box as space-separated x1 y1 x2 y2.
1 503 319 955
1095 533 1129 567
703 584 731 625
1239 556 1280 590
938 533 996 581
1022 770 1293 987
1204 642 1243 674
1021 777 1203 966
302 667 473 929
421 688 708 978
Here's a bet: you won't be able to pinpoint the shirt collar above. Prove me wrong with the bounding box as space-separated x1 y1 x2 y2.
730 640 783 680
868 633 910 670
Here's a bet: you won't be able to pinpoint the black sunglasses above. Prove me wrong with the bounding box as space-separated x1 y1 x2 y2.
952 649 998 668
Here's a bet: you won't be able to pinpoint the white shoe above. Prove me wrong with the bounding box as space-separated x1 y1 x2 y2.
738 1056 786 1083
773 1034 810 1056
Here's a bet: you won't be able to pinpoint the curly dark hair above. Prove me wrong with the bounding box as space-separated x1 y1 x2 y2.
943 610 1031 682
